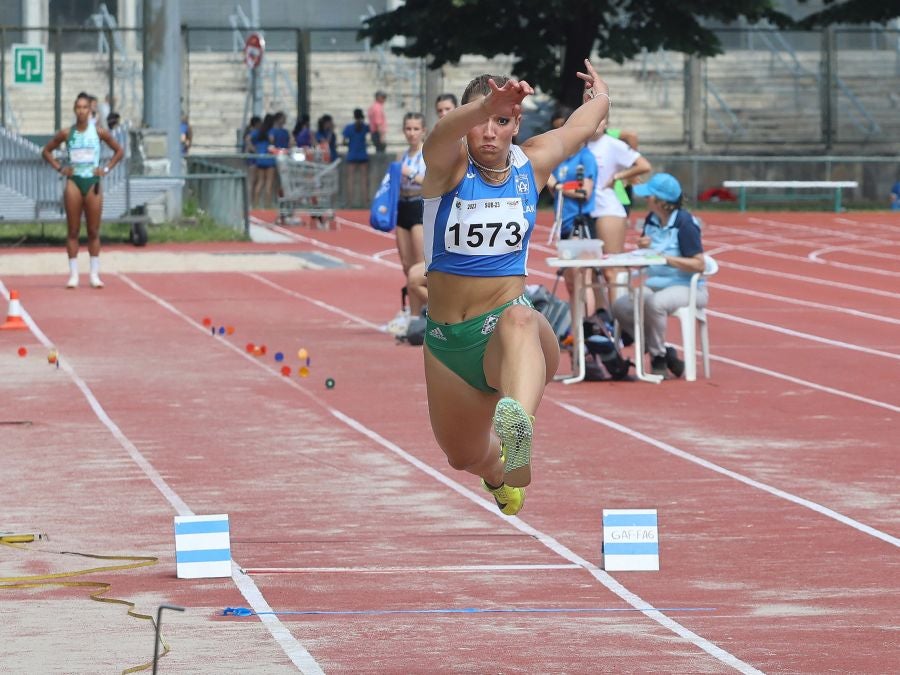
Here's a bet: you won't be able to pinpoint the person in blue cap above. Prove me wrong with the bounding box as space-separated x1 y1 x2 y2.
611 172 707 378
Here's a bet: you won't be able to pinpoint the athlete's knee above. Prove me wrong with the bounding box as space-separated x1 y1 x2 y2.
499 304 538 334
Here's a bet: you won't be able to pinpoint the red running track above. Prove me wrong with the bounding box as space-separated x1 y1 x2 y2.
1 209 897 673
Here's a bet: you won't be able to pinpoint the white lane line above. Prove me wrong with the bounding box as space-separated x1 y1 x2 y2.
116 274 762 674
330 409 763 675
24 278 323 675
239 273 900 523
717 260 900 299
834 216 900 235
704 351 900 414
709 310 900 361
552 401 900 549
243 564 583 574
745 216 891 246
704 232 900 278
709 282 900 325
808 243 900 264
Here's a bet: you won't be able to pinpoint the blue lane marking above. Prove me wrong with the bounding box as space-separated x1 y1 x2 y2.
223 606 715 617
602 514 658 527
174 520 230 535
603 542 659 555
175 548 231 563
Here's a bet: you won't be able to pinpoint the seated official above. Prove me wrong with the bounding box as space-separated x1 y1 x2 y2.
611 173 706 378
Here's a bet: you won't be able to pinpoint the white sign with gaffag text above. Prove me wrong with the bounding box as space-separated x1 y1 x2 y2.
602 509 659 571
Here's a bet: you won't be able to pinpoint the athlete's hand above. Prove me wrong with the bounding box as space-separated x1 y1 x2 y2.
637 236 651 249
484 77 534 119
59 166 73 177
577 59 608 105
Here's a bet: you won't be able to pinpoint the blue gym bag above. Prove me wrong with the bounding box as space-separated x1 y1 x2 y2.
369 161 401 232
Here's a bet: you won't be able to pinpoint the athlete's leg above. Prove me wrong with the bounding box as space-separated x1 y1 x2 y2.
483 306 559 487
483 305 560 413
64 180 84 260
83 182 103 257
424 348 503 486
596 215 627 303
407 261 428 317
394 225 415 276
408 223 424 268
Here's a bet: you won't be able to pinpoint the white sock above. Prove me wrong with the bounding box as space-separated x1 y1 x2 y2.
69 258 78 274
90 256 100 274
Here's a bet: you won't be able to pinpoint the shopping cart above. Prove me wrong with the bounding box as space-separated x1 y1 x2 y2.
276 152 342 228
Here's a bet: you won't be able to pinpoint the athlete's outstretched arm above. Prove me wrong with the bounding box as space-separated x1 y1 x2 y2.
422 78 534 197
523 60 610 187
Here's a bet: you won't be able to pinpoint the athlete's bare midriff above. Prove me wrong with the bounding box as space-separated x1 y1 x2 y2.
426 271 525 324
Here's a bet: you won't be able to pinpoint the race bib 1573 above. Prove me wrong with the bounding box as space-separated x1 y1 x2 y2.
445 197 528 256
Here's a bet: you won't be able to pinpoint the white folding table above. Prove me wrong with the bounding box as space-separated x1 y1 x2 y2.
546 253 667 384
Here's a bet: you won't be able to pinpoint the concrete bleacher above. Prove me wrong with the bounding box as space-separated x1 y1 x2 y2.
3 48 898 156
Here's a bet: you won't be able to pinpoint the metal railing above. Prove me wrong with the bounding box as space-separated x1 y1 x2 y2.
0 123 129 219
185 157 249 235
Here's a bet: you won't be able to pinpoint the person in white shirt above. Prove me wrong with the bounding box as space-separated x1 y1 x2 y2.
586 116 651 302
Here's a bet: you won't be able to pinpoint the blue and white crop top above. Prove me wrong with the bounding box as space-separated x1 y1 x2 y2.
423 145 538 277
400 148 426 197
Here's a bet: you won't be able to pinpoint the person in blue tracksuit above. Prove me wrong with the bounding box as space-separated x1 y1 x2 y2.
611 172 707 379
421 60 611 515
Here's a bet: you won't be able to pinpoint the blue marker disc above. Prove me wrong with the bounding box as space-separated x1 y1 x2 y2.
218 326 226 335
274 352 284 362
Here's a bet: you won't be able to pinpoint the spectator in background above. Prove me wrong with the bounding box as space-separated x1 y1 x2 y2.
434 92 458 120
99 94 114 128
270 111 291 152
611 173 706 379
891 179 900 211
545 105 599 318
342 108 370 207
243 114 262 204
106 111 121 130
251 113 276 207
587 113 651 304
384 112 427 337
315 114 337 162
368 90 388 153
87 94 99 126
292 113 312 149
404 93 460 330
180 114 193 155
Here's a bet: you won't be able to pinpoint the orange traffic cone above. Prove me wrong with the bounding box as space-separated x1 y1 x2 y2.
1 290 28 330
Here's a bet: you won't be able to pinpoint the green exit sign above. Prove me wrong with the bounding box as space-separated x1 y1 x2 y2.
12 44 45 85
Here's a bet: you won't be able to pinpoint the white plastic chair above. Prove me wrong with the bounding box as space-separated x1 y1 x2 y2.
672 254 718 382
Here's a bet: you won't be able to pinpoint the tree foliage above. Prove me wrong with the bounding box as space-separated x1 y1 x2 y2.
359 0 796 108
796 0 900 28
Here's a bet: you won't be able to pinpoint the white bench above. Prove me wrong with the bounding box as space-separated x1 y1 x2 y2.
723 180 858 212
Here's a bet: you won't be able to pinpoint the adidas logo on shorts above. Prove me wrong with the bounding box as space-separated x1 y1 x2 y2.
481 314 499 335
429 326 447 341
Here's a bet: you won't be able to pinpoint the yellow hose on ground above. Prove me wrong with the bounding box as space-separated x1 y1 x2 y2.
1 536 169 674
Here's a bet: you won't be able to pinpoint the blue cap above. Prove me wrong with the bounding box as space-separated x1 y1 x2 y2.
633 173 682 203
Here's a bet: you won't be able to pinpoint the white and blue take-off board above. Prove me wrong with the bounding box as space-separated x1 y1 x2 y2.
174 514 232 578
602 509 659 571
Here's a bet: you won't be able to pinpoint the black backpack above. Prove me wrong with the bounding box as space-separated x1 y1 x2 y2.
525 285 572 341
583 309 632 380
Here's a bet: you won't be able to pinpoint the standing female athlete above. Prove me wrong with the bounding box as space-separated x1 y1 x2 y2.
421 60 610 514
42 92 124 289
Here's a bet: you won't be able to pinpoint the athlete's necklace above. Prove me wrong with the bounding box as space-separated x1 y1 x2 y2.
468 150 511 183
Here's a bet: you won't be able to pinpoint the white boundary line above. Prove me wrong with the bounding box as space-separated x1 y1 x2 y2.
0 281 325 675
709 282 900 326
709 310 900 361
239 272 900 519
703 351 900 414
551 401 900 549
111 274 762 674
714 260 900 299
243 564 583 574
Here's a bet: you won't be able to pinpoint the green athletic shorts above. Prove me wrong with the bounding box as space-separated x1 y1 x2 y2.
70 176 99 196
425 294 534 393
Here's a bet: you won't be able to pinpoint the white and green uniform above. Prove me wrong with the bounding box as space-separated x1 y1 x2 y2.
67 123 101 194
